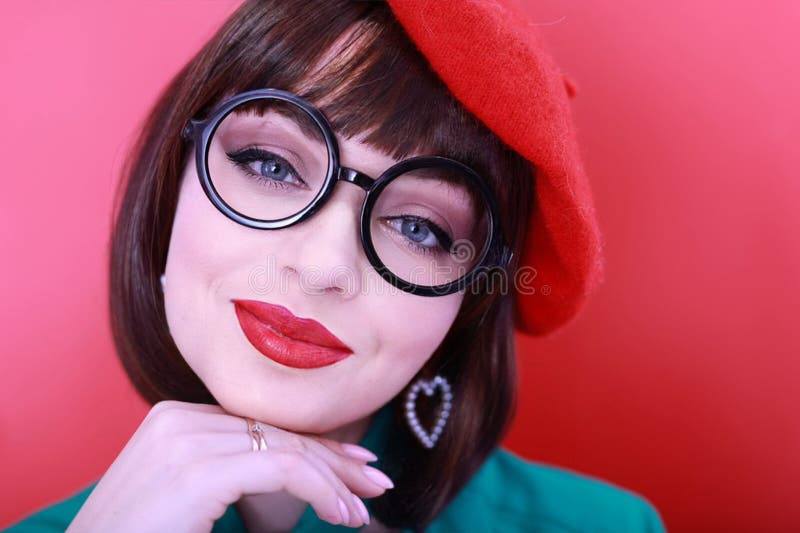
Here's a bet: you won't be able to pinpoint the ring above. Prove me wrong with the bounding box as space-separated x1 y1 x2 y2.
245 417 269 452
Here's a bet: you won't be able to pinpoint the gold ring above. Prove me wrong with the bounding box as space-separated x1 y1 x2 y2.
245 416 269 451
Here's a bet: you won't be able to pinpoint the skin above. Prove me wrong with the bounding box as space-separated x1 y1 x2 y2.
162 132 462 529
67 26 466 533
67 133 465 532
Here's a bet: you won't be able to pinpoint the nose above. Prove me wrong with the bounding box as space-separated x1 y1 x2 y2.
280 181 366 298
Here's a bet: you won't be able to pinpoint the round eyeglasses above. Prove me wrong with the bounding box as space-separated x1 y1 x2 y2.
181 88 513 296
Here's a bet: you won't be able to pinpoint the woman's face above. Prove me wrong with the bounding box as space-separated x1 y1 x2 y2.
163 130 464 434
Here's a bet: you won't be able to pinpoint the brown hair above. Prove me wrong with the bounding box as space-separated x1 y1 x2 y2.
109 0 534 528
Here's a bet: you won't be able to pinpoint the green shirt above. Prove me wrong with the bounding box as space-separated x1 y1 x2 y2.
3 405 667 532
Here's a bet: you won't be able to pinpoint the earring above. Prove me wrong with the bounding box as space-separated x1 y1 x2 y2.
404 375 453 449
159 273 166 292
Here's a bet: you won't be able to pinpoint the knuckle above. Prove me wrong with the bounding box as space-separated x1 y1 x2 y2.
145 405 183 438
148 400 180 417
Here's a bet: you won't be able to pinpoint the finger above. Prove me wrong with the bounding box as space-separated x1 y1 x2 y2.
220 427 367 527
188 449 350 526
339 443 379 462
242 428 390 498
314 437 378 462
305 439 394 498
300 449 367 527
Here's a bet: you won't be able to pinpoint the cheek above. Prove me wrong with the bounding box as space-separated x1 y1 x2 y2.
357 291 463 398
162 164 265 378
162 167 219 375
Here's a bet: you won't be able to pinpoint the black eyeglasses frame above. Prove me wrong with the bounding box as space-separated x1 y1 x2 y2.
181 88 513 297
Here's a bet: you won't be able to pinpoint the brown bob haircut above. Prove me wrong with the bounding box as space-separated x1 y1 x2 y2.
109 0 534 529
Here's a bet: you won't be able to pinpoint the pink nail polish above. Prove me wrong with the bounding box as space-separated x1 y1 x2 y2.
352 493 370 525
362 465 395 489
341 443 378 462
337 496 349 524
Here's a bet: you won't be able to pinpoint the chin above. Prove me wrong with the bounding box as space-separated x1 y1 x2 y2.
213 392 345 434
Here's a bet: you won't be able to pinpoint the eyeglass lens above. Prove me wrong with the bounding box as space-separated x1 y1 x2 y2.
206 97 491 288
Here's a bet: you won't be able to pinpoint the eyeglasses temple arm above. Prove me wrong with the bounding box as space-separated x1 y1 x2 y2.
182 119 200 141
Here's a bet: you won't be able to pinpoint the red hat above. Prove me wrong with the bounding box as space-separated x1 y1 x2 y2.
386 0 606 337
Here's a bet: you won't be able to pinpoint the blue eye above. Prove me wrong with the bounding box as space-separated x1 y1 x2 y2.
402 219 432 243
383 215 453 256
226 147 306 189
257 158 290 181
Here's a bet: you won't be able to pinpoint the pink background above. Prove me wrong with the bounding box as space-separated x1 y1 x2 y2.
1 1 798 531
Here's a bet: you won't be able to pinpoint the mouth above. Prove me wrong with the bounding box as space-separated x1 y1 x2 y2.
232 299 353 369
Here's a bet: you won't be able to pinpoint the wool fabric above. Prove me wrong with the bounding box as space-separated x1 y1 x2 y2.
387 0 606 336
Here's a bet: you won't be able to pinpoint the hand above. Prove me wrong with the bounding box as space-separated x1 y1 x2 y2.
66 400 394 532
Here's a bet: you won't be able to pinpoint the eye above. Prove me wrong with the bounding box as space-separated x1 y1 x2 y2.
226 147 307 189
383 215 453 255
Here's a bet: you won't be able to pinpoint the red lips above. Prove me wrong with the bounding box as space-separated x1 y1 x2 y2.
232 299 353 369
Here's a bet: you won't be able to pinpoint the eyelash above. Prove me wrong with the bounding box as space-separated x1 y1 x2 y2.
382 215 453 257
225 146 305 190
222 149 453 256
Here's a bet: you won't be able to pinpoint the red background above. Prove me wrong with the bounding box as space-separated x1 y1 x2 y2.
1 1 798 531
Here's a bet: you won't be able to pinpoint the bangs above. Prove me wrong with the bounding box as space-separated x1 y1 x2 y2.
199 0 499 173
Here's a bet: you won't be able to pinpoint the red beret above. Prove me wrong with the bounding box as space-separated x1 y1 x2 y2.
386 0 606 336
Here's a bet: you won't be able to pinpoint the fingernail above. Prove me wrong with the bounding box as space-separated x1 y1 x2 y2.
341 443 378 462
362 465 394 489
337 496 349 524
352 493 370 525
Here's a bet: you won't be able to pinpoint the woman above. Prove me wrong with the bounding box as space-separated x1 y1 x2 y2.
3 0 667 531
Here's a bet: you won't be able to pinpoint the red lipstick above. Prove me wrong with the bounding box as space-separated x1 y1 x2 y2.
232 299 353 369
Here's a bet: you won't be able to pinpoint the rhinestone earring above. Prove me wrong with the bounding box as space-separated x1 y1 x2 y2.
404 375 453 449
159 273 166 292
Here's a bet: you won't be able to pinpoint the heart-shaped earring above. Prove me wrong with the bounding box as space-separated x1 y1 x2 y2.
404 375 453 449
